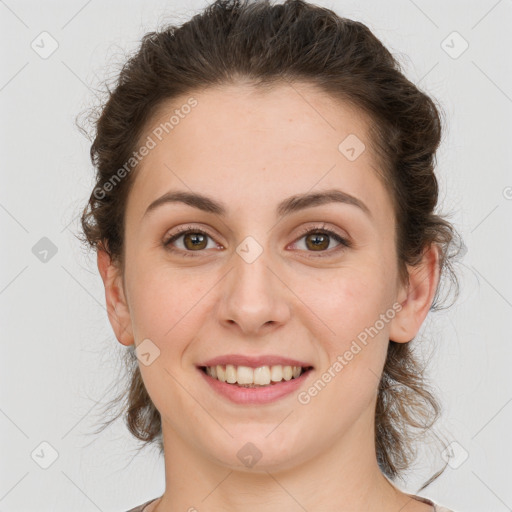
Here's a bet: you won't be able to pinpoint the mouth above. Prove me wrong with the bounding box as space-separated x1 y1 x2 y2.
198 364 314 388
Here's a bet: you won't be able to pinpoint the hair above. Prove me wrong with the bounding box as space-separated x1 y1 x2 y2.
77 0 462 490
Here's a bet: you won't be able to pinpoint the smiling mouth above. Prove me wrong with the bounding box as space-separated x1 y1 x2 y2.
199 364 314 387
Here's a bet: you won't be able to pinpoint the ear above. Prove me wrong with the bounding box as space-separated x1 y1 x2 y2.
97 244 134 346
389 244 440 343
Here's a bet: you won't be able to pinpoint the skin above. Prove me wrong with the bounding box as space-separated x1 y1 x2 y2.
97 82 439 512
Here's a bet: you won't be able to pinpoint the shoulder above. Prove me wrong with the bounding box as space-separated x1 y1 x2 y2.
124 497 159 512
409 493 457 512
124 495 459 512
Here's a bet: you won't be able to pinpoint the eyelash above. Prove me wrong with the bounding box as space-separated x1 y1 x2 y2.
163 223 351 258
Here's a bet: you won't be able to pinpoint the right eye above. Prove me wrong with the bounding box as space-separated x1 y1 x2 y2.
163 226 221 256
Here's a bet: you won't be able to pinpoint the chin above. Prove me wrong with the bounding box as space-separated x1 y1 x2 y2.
204 429 307 472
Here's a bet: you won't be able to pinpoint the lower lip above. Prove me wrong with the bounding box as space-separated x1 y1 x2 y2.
198 367 313 405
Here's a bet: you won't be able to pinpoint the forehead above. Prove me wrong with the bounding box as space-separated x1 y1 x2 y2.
126 82 391 223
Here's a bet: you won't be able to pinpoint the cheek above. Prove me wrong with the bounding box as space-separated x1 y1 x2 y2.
298 265 392 343
292 273 392 435
295 265 393 401
126 261 207 343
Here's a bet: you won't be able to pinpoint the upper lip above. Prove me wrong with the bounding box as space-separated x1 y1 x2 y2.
199 354 313 369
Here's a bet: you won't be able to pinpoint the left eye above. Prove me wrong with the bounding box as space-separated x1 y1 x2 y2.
292 228 350 254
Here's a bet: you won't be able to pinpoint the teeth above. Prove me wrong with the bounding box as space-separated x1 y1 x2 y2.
216 365 226 382
237 365 254 384
226 364 237 384
270 365 283 382
205 364 306 386
254 366 271 385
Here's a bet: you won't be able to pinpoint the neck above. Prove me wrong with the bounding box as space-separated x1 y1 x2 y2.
152 412 406 512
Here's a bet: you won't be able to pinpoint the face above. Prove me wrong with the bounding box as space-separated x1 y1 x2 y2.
103 82 419 473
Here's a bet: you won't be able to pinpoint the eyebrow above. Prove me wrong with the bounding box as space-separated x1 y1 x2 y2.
143 188 372 220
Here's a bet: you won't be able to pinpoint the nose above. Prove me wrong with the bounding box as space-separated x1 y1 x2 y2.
217 248 291 336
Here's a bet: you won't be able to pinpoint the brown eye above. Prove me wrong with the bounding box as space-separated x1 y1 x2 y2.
164 227 218 256
182 232 208 250
293 227 351 256
305 232 330 251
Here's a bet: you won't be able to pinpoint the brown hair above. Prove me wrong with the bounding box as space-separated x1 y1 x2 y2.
78 0 462 489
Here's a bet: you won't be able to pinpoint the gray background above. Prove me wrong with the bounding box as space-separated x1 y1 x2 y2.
1 0 511 511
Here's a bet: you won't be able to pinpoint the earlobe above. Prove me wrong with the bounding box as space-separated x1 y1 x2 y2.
389 244 441 344
97 246 134 346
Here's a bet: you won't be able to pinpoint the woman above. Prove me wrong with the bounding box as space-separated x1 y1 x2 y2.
79 0 461 510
